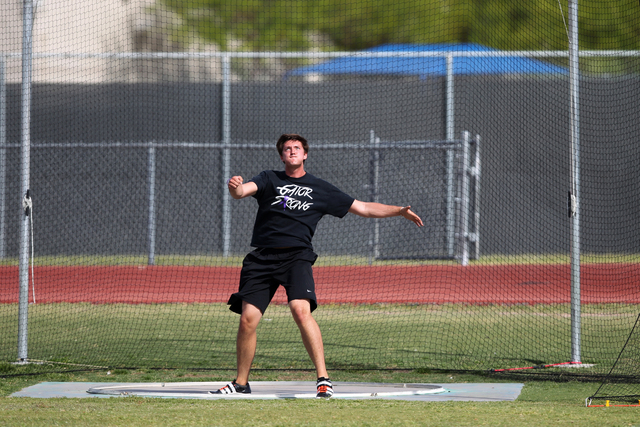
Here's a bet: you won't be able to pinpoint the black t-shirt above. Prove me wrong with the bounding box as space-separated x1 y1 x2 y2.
248 170 355 248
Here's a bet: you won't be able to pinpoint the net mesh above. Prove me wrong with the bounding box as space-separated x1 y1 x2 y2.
1 1 640 381
589 314 640 405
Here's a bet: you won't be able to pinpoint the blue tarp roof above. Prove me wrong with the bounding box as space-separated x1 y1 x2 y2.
287 43 567 78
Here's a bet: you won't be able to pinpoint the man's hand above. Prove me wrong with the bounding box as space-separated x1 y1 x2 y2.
227 176 244 199
227 176 243 188
227 176 258 199
400 206 424 227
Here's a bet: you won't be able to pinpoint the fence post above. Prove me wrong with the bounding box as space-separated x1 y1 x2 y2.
445 53 456 257
221 55 232 257
0 56 6 259
458 131 471 266
369 130 380 264
472 134 481 260
147 144 156 265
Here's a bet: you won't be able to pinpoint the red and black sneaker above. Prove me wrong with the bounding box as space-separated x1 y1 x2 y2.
209 380 251 394
316 377 334 398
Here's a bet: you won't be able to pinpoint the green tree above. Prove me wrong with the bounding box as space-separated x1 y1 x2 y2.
161 0 471 50
162 0 316 50
311 0 471 50
161 0 640 52
471 0 640 50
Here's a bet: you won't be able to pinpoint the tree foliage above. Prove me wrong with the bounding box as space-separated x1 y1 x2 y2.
161 0 640 51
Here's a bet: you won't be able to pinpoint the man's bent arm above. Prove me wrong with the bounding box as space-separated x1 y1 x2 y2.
348 200 423 227
227 176 258 199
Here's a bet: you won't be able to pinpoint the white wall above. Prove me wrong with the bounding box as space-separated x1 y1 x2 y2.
0 0 220 83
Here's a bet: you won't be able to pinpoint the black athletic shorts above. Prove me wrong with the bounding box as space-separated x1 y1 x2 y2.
228 247 318 315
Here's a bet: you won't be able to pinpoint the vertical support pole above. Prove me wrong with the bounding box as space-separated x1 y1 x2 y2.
369 130 380 264
0 56 6 259
472 135 481 260
18 0 34 363
147 144 156 266
568 0 581 364
221 55 232 257
445 53 456 257
445 53 455 141
458 131 470 266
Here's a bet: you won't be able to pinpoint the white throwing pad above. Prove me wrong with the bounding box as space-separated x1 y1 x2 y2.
87 381 446 400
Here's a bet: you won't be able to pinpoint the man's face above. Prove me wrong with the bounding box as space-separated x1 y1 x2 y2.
280 140 307 166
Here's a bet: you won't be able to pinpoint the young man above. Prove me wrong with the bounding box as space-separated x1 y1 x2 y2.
211 134 423 398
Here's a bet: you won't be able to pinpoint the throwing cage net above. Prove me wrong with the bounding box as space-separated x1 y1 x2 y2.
588 313 640 406
1 1 640 385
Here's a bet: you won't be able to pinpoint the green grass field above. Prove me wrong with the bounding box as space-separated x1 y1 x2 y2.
1 302 636 374
1 301 639 425
0 369 637 426
2 252 640 267
2 260 639 426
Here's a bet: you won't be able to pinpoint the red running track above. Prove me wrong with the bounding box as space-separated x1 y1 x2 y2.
0 264 639 305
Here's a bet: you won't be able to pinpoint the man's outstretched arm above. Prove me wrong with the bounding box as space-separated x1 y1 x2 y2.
227 176 258 199
348 200 423 227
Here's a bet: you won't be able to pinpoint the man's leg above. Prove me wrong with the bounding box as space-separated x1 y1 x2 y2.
289 299 328 379
236 300 263 385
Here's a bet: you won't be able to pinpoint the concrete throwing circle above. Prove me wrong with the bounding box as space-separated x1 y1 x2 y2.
87 381 447 400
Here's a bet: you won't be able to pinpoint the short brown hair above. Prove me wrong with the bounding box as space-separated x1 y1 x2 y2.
276 134 309 156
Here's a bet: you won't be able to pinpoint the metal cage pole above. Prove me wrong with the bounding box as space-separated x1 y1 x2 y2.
18 0 34 364
569 0 582 364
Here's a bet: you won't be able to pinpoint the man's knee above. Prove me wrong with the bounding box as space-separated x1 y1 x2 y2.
289 299 313 323
239 301 262 331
